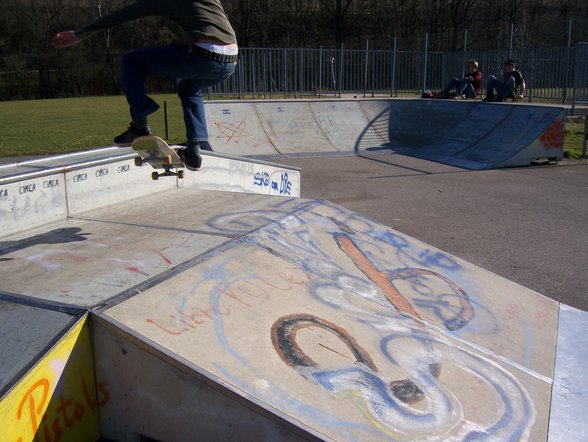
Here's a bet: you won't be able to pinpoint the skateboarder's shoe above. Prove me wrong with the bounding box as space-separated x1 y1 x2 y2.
178 144 203 171
114 123 153 147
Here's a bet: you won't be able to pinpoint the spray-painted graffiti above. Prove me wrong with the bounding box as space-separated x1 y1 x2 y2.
540 119 564 149
213 120 257 144
271 312 534 440
254 203 541 438
253 171 293 196
0 315 110 441
15 376 110 441
112 201 552 440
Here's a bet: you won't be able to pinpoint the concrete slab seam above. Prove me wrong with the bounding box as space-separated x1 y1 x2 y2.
0 290 86 315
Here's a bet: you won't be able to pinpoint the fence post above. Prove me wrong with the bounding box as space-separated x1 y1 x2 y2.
509 23 514 58
330 56 336 95
423 33 429 92
338 44 344 98
391 36 397 97
582 116 587 160
563 18 573 105
319 46 323 98
364 39 369 98
163 101 169 140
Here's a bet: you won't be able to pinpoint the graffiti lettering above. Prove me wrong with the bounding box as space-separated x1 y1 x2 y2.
43 179 59 189
19 183 36 194
95 168 109 178
279 172 292 195
146 283 265 336
15 376 109 442
0 188 7 198
253 171 270 187
146 267 308 337
72 173 87 183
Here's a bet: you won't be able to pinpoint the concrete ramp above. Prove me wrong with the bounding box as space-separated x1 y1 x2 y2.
206 100 391 158
388 99 565 169
94 199 558 441
254 101 336 154
205 98 565 169
205 102 278 156
1 168 586 440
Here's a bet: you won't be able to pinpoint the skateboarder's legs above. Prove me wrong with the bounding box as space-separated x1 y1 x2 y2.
119 43 236 143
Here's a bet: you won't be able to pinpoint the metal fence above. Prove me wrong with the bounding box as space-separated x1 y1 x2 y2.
211 44 588 110
1 43 587 109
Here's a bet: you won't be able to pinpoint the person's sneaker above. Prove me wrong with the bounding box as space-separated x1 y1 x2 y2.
177 145 202 171
114 123 152 147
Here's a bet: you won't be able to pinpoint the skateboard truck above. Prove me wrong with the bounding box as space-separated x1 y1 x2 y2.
134 154 185 180
131 135 186 180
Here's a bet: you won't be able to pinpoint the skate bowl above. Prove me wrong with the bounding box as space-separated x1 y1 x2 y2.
0 98 585 441
205 98 565 169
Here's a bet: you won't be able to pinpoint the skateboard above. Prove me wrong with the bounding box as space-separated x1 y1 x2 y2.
131 135 185 180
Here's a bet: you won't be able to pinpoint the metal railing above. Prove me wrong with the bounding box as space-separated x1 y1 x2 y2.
210 44 588 110
1 44 587 109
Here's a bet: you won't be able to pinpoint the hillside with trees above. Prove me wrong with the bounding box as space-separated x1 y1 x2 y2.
1 0 587 99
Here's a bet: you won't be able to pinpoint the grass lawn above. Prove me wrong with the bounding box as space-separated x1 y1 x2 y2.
0 94 186 157
563 119 587 159
0 94 585 159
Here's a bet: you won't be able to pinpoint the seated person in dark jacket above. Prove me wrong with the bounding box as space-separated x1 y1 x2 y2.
484 58 525 102
438 59 483 99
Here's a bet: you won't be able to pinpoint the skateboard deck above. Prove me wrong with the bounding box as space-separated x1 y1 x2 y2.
131 135 185 180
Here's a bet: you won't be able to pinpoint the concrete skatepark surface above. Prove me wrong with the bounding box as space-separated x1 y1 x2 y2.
1 98 586 441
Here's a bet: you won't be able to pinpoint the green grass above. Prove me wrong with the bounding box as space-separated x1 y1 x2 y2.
563 119 587 159
0 94 186 157
0 94 585 159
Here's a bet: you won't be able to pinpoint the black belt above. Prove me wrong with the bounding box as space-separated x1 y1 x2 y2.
191 45 238 63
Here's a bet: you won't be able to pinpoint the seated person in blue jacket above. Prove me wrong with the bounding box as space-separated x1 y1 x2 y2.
484 59 526 102
438 59 483 99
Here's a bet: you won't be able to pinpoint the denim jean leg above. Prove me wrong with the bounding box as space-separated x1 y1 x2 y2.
500 77 516 97
177 79 208 142
441 78 460 95
463 83 476 98
120 48 164 121
456 78 470 96
486 75 498 96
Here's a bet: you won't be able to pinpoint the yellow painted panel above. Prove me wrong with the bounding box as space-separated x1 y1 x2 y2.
0 313 107 442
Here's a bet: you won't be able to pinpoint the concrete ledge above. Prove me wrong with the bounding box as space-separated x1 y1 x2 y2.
0 148 300 238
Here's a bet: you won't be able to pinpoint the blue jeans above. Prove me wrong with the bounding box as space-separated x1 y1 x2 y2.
486 75 516 98
120 44 236 142
442 77 476 98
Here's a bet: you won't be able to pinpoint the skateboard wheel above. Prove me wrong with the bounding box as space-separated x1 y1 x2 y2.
134 157 143 167
177 170 185 179
164 155 173 166
151 171 159 180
